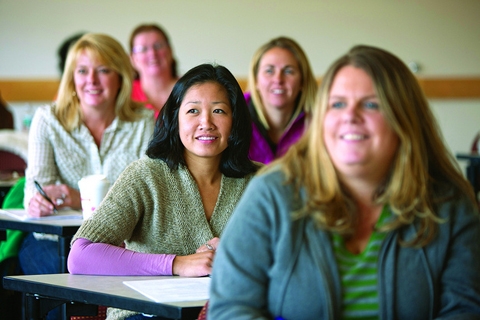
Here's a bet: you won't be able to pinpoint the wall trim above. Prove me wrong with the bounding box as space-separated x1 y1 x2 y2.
1 77 480 103
0 79 61 102
416 78 480 99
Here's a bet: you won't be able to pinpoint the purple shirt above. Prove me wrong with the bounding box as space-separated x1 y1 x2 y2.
245 93 307 164
68 238 175 275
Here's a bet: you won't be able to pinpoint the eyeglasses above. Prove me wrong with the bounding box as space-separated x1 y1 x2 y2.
132 42 168 54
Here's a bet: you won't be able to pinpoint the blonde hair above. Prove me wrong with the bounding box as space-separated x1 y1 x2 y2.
265 45 475 247
56 33 144 131
248 36 317 130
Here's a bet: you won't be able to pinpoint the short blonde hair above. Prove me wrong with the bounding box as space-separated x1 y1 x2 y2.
267 45 475 247
56 33 143 131
248 36 317 129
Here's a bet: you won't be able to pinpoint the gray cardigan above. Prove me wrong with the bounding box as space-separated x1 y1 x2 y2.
209 169 480 320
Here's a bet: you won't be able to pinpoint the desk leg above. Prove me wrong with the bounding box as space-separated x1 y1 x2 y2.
58 236 72 273
23 293 98 320
466 162 480 202
24 293 65 320
58 236 72 320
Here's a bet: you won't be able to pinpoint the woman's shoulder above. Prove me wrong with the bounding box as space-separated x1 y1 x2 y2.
117 106 154 133
34 104 56 118
31 104 63 131
136 106 155 119
125 106 154 124
117 157 172 187
242 165 291 194
124 157 168 172
436 191 479 221
257 164 287 182
223 162 264 183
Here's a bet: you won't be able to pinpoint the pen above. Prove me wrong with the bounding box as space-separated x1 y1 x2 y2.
34 180 58 214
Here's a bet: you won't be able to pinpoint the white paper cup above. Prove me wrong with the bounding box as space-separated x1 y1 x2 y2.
78 174 110 220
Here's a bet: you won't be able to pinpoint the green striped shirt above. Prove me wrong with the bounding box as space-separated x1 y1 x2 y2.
333 206 390 319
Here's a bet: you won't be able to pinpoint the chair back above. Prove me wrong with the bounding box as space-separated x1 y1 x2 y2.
0 151 27 175
0 129 28 180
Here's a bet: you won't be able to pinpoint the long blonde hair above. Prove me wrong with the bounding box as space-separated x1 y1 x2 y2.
248 36 317 130
56 33 144 131
265 45 475 247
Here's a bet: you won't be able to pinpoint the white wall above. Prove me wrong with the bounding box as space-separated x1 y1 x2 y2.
430 100 479 173
1 0 479 160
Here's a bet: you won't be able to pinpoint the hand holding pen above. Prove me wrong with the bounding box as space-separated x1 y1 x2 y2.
28 181 80 217
34 180 59 214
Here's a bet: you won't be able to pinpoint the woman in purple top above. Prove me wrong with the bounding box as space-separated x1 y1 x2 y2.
246 36 317 164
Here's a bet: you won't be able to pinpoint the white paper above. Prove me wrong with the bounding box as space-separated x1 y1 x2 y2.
0 209 83 221
123 277 210 303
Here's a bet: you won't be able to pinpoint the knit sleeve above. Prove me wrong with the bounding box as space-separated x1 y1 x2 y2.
24 105 58 209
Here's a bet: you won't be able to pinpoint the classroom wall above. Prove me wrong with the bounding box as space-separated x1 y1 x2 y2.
1 0 479 164
2 0 480 78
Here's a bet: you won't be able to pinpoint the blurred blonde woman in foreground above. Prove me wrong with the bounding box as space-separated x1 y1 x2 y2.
209 45 480 319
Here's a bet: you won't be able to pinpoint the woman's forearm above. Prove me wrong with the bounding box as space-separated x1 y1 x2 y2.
68 238 175 275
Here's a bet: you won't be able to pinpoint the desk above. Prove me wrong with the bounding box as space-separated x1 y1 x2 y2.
0 211 83 272
3 274 205 320
456 153 480 200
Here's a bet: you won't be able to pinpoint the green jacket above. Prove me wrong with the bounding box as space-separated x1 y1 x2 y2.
0 177 26 262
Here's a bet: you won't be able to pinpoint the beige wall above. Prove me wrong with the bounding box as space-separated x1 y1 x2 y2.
1 0 479 159
1 0 480 78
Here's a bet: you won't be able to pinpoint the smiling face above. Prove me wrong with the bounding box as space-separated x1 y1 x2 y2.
73 50 121 112
179 82 233 164
323 65 399 183
130 30 173 78
256 47 302 114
